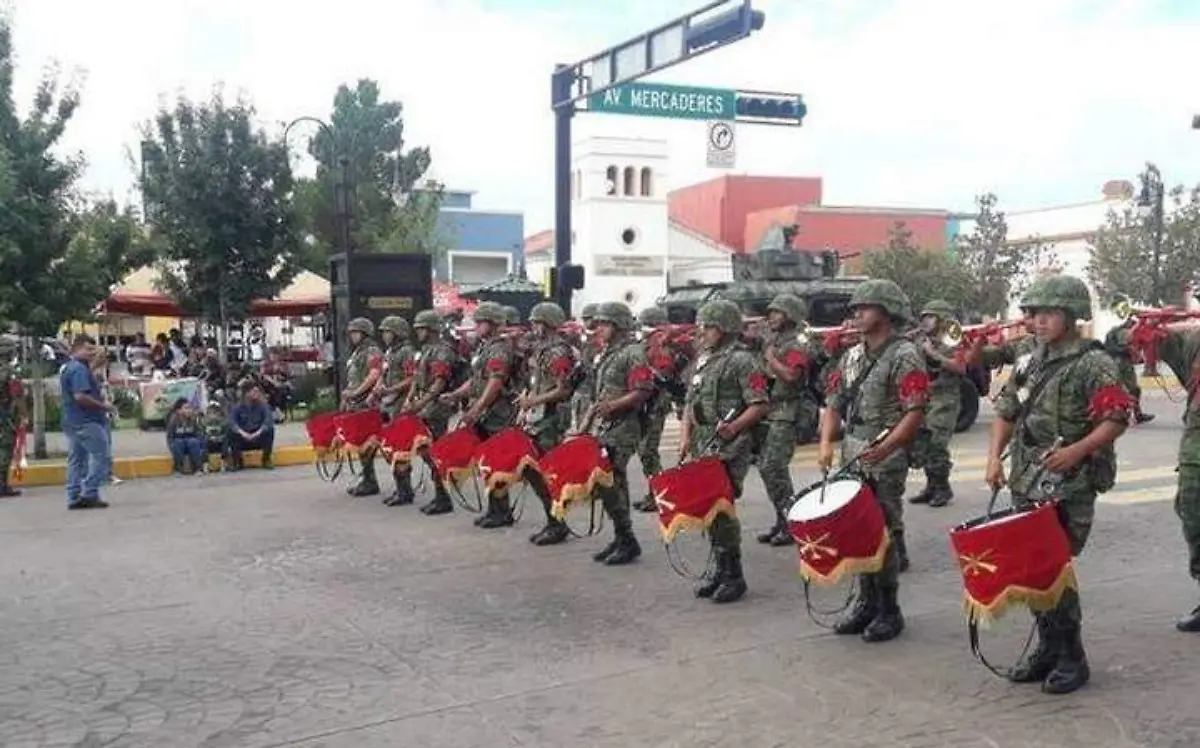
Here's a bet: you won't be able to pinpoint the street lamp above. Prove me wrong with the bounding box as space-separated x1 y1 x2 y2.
1136 163 1166 375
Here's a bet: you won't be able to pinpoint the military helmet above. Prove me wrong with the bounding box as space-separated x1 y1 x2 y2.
593 301 636 331
638 307 669 327
580 303 598 320
697 299 743 334
346 317 375 336
473 301 506 324
529 302 566 327
378 315 410 337
413 309 442 330
767 294 807 325
848 279 912 321
1019 274 1093 320
920 299 957 321
503 305 521 325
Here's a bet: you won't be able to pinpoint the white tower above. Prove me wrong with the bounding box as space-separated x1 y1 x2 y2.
570 136 670 316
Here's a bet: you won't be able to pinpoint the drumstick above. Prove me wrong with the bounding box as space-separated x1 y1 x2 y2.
818 468 829 505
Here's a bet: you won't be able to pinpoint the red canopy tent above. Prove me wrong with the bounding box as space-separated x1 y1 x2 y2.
98 291 328 318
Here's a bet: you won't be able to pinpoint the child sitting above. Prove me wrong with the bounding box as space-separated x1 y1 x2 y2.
166 398 205 475
203 402 229 471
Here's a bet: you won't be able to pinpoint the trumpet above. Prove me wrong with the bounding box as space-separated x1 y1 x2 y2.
942 320 1025 348
812 324 860 355
1109 294 1200 324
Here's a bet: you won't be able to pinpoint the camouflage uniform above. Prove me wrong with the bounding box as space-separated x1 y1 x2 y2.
633 307 673 511
571 303 600 430
980 334 1037 370
1104 323 1151 424
994 275 1132 695
907 300 964 508
687 300 771 604
378 316 416 420
343 317 385 496
523 302 577 546
825 279 927 643
409 310 459 515
1145 327 1200 632
588 302 654 566
466 302 519 528
0 338 24 497
756 294 816 546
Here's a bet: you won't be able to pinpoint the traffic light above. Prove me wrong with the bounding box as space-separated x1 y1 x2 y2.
547 264 586 298
687 4 765 52
735 95 806 124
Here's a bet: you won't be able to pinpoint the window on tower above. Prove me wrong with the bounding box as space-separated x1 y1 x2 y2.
623 166 635 196
605 166 618 195
640 167 652 197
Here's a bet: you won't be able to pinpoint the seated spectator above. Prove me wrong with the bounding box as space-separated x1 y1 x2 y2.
259 347 292 420
228 384 274 470
166 398 205 475
203 401 229 470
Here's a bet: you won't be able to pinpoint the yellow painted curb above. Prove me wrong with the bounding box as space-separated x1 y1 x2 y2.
10 444 316 488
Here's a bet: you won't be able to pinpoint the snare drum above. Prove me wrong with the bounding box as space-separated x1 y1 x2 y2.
428 427 483 490
786 479 890 585
474 427 541 493
305 411 342 454
378 414 433 467
537 435 613 519
649 455 735 544
949 503 1076 624
334 410 383 455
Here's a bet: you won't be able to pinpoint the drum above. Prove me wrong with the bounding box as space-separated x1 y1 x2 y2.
334 410 383 454
949 502 1076 625
428 426 482 490
305 411 342 453
537 435 612 519
474 427 541 493
378 414 433 467
649 455 735 544
786 479 889 586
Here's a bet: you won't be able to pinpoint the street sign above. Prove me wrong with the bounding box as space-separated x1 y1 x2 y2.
588 82 736 121
706 120 736 168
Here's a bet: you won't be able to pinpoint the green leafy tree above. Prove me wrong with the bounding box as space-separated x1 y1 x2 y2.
1087 164 1200 307
139 92 301 354
0 16 151 455
862 222 975 317
954 193 1057 317
295 79 445 274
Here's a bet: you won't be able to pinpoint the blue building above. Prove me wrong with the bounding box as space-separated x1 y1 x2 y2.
433 188 524 291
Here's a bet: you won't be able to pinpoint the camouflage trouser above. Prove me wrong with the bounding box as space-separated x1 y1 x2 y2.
692 426 756 552
1116 356 1142 400
1012 475 1097 625
570 391 591 432
758 418 797 511
0 419 13 486
526 415 567 521
637 400 669 478
842 435 906 586
594 445 634 534
1175 464 1200 583
415 417 452 504
924 389 960 478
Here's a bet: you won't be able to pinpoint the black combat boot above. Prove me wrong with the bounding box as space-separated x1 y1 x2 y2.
756 510 787 545
348 461 380 497
712 549 747 603
861 583 905 642
694 549 728 599
530 519 571 546
1008 613 1059 683
769 519 795 547
383 475 414 507
478 495 515 529
592 537 621 563
893 531 911 573
907 481 934 505
833 575 879 635
632 493 657 512
1176 604 1200 632
1136 410 1155 424
1042 621 1090 694
419 484 453 515
603 528 642 565
927 473 954 508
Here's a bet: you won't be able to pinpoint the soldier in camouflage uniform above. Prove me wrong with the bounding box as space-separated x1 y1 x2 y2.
440 301 518 528
986 274 1133 694
372 316 416 419
1103 322 1153 424
755 294 816 546
819 279 929 642
682 300 771 603
403 310 460 514
907 300 968 509
632 306 675 512
970 311 1036 371
571 303 601 431
0 336 28 498
1128 318 1200 632
341 317 385 497
585 302 655 565
520 302 577 546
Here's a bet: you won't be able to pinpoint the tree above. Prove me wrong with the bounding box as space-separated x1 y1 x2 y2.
0 16 151 456
954 193 1057 318
1087 164 1200 307
862 222 975 317
295 79 445 274
139 92 302 355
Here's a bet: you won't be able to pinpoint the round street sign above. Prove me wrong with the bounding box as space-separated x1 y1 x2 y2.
708 121 735 151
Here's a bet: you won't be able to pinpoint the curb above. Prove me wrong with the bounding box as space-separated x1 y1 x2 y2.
11 444 316 488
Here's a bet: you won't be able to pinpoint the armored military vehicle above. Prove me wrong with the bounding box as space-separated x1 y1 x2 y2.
656 233 986 432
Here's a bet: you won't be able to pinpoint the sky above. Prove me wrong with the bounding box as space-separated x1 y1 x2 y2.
7 0 1200 234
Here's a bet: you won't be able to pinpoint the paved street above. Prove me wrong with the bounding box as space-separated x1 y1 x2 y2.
2 391 1198 747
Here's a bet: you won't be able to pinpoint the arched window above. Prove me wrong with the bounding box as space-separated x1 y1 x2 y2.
623 166 636 196
639 167 652 197
575 169 582 199
570 171 576 200
605 165 618 195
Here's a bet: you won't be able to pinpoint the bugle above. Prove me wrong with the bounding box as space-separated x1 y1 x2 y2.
943 320 1025 348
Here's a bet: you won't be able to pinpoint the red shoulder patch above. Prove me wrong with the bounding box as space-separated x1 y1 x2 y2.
549 356 574 378
485 357 508 376
367 352 384 372
429 360 451 380
783 349 810 373
898 370 930 405
748 371 769 393
627 365 654 390
1088 384 1136 421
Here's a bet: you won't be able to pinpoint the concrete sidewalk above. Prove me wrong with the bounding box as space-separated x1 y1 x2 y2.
41 420 310 458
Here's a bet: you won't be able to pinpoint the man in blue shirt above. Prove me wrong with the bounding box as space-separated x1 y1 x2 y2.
228 383 275 470
59 335 115 509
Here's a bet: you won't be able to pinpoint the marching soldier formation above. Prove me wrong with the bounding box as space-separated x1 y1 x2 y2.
324 270 1200 697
